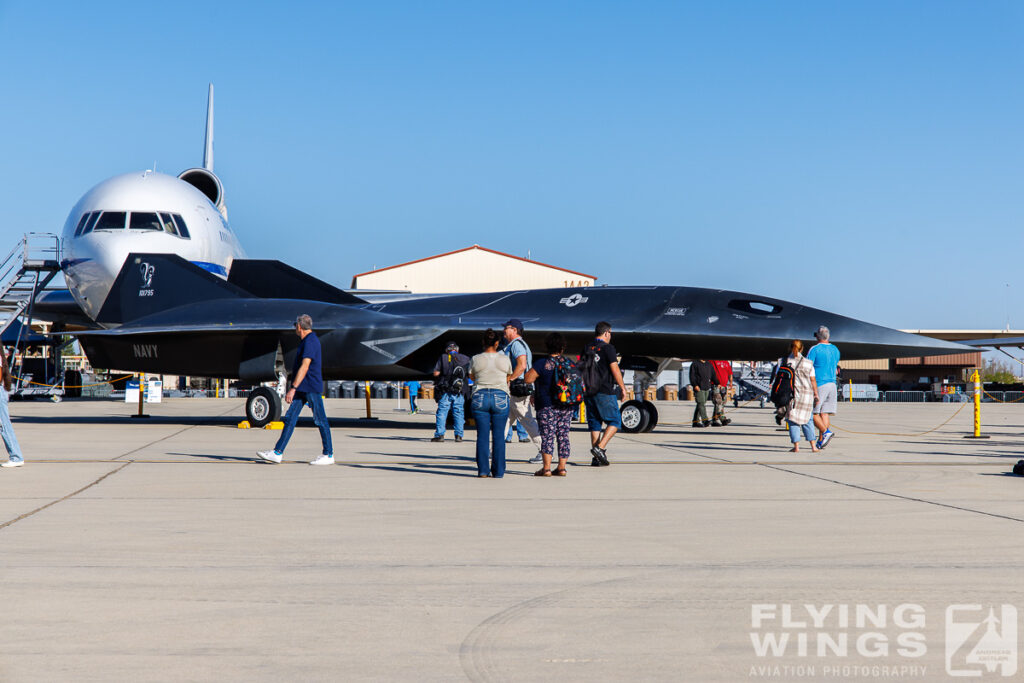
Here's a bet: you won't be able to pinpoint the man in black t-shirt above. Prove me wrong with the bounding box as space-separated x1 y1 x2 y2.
430 341 470 442
581 321 628 467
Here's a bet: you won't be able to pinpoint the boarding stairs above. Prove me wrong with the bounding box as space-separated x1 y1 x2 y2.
736 364 773 405
0 231 62 344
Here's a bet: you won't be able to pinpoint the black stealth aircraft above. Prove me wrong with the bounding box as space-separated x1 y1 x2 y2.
71 253 972 430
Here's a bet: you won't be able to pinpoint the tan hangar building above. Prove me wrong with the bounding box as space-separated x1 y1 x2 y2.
351 245 597 293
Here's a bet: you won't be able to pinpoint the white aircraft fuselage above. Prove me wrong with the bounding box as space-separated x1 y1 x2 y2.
60 170 244 322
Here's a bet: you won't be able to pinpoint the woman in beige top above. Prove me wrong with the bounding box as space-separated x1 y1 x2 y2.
469 329 513 478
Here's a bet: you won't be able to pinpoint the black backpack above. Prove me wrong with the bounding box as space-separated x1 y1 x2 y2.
769 359 795 409
438 354 467 395
577 343 604 397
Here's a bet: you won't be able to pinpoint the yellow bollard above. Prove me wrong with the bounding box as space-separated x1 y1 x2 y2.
131 372 150 419
848 378 853 402
964 369 990 439
579 401 586 424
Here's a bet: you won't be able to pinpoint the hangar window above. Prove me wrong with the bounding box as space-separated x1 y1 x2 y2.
728 299 783 315
158 213 178 236
129 212 163 231
92 211 127 231
80 212 101 235
171 214 191 239
73 212 91 237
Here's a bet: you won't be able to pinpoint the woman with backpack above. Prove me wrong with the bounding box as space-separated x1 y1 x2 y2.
469 328 513 478
524 332 578 477
780 339 820 453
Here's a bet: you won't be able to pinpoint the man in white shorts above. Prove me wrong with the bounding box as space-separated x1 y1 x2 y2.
807 325 840 449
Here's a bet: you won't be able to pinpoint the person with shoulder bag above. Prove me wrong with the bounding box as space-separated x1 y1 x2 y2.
500 319 542 460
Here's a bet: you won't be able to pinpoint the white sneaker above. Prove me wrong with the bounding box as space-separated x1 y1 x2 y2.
309 454 335 466
256 450 282 464
528 453 544 464
1 459 23 468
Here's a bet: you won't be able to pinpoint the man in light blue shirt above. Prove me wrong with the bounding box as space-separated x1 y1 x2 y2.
807 325 840 449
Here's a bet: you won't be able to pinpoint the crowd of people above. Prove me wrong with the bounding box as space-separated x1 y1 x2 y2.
247 313 842 473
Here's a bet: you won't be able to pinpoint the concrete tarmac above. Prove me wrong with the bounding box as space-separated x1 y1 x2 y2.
0 397 1021 681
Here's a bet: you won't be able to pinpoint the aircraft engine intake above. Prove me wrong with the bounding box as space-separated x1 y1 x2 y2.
178 168 225 216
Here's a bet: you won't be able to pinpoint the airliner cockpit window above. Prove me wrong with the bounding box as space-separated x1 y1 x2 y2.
92 211 127 231
129 212 163 231
171 214 191 239
81 212 101 235
73 212 91 237
158 213 179 236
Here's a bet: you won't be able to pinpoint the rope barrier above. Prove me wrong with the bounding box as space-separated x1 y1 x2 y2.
12 375 132 389
982 390 1024 404
828 400 970 437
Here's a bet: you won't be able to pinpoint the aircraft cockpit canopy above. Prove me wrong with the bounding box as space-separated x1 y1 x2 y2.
74 211 190 239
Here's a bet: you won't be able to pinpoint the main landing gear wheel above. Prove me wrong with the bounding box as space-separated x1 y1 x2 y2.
246 386 282 428
640 399 659 432
619 400 650 434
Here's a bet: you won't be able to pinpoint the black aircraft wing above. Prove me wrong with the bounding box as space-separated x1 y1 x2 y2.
71 252 974 384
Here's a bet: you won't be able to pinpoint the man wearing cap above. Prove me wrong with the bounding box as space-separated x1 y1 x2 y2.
431 341 470 442
257 314 335 465
501 319 542 457
807 325 840 449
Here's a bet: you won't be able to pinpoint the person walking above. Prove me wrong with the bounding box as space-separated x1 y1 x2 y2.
257 314 335 465
524 332 575 476
0 349 24 468
469 329 513 478
580 321 628 466
782 340 819 453
710 360 733 426
807 325 840 449
689 359 717 428
431 341 470 442
500 319 542 462
407 380 420 414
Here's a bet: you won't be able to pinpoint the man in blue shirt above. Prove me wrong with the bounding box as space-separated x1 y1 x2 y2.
807 325 840 449
257 314 334 465
501 319 542 461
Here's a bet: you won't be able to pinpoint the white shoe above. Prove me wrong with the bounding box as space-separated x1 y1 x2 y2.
528 453 544 464
1 459 23 468
309 454 335 466
256 450 282 464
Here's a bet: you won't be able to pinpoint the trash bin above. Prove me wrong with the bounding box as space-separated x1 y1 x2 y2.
371 382 387 399
326 381 341 398
387 383 400 399
341 381 356 399
356 382 367 399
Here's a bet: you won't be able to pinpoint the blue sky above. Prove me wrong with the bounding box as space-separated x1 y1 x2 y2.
0 1 1021 329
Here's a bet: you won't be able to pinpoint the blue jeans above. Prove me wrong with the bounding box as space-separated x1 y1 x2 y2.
787 418 814 444
505 420 528 441
471 389 510 477
435 392 465 437
0 389 22 463
274 391 333 455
